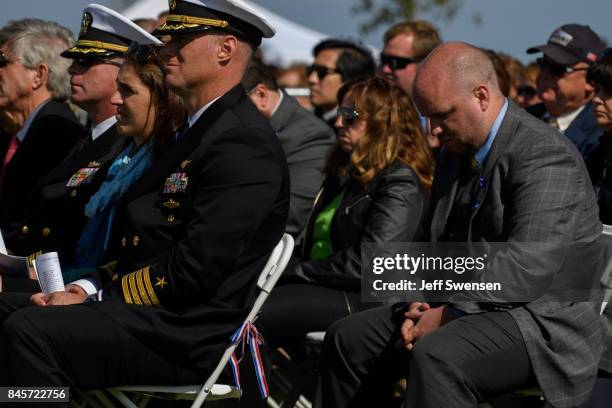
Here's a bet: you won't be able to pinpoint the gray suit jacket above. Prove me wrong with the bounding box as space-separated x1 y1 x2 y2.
429 101 604 407
271 91 335 240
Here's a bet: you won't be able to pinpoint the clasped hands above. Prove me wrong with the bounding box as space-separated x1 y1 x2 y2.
30 284 88 306
395 302 453 351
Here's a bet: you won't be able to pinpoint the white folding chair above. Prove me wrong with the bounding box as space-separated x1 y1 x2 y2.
78 233 294 408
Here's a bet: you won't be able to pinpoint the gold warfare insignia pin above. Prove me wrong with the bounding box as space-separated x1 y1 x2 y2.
169 0 177 11
162 199 180 209
80 12 93 36
180 160 191 170
155 276 168 289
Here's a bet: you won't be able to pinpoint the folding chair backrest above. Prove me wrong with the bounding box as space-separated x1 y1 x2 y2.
193 233 294 408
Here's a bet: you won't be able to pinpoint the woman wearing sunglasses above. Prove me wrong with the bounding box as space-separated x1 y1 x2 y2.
1 43 185 292
586 49 612 224
258 76 434 346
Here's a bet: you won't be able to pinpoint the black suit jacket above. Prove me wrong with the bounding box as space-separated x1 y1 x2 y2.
429 101 603 407
0 100 84 229
5 125 127 264
85 85 289 372
270 91 334 239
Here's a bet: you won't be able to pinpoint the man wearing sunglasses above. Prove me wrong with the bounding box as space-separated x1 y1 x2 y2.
527 24 605 162
2 5 141 268
380 20 441 98
0 19 84 233
308 39 375 130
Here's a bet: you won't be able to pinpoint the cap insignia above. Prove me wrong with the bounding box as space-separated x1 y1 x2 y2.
80 12 93 36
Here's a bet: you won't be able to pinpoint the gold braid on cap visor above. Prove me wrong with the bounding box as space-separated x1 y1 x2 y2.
66 40 130 54
156 14 230 31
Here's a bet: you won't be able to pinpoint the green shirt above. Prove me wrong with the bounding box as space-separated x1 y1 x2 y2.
310 189 345 260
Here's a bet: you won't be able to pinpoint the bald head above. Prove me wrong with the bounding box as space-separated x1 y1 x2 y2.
414 42 502 98
412 42 507 152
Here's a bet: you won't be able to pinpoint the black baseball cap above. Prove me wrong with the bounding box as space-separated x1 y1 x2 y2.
527 24 605 66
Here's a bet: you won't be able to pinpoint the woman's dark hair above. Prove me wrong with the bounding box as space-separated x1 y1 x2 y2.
313 39 376 82
588 49 612 95
325 76 434 190
125 47 186 152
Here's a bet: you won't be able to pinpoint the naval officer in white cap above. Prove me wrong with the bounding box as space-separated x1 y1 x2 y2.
0 0 289 398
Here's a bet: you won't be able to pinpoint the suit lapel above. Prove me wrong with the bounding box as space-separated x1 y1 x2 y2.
121 84 246 203
465 101 519 236
430 149 461 241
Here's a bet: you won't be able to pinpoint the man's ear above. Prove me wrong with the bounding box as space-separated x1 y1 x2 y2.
474 84 490 111
218 35 238 64
32 63 49 91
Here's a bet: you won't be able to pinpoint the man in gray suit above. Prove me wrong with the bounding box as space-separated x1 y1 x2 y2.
315 42 604 407
243 60 335 240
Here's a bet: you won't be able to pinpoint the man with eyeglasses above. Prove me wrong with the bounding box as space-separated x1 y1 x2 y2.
0 19 84 233
1 5 140 273
527 24 605 162
380 20 441 98
308 39 375 130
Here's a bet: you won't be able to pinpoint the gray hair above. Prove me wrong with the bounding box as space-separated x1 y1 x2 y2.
0 19 74 101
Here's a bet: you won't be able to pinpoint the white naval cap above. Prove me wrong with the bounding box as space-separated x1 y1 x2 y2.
62 3 162 59
154 0 275 46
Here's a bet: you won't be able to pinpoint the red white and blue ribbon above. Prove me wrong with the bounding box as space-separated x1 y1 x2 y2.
229 321 269 399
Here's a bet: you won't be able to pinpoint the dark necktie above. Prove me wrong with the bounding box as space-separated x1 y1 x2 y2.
443 154 484 242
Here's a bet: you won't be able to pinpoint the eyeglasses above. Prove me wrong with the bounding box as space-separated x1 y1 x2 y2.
128 41 161 65
380 53 421 70
307 64 339 80
516 85 537 98
337 106 359 125
537 57 588 77
600 48 612 59
73 58 123 69
0 50 13 68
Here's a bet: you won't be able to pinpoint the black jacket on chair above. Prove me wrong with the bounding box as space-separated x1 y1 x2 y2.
0 100 84 229
5 125 127 264
288 161 428 291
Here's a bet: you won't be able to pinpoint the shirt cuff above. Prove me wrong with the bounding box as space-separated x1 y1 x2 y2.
72 278 98 296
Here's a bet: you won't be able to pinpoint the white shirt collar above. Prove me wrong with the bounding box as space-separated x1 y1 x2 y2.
16 100 50 142
188 96 223 129
552 105 587 133
92 116 117 141
270 90 284 118
322 107 338 123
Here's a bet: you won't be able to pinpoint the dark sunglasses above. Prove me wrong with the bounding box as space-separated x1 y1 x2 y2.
537 57 588 77
307 64 339 80
73 58 122 69
600 48 612 59
337 106 359 125
380 52 421 70
0 50 9 68
516 85 537 98
128 41 161 65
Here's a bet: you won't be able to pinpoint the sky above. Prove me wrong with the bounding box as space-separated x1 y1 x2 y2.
0 0 610 65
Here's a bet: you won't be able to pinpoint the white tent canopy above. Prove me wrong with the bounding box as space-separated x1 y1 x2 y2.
121 0 330 66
